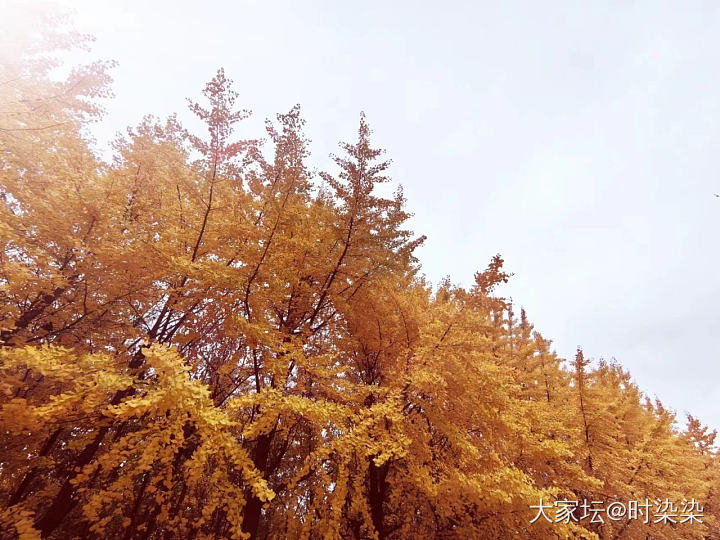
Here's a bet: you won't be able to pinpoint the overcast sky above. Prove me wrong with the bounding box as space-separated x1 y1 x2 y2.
41 0 720 430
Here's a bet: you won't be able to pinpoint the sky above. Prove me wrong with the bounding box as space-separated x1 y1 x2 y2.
22 0 720 429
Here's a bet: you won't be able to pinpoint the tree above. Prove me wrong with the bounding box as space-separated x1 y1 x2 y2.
1 12 717 539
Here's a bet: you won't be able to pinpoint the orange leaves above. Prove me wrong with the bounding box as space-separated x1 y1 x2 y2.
0 37 717 538
3 343 275 539
0 506 41 540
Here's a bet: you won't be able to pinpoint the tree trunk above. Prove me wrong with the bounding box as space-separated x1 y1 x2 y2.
368 461 389 540
241 430 275 539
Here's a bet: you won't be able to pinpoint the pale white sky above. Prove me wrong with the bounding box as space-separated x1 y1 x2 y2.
33 0 720 429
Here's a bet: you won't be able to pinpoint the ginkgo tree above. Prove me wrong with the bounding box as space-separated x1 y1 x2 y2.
1 8 718 540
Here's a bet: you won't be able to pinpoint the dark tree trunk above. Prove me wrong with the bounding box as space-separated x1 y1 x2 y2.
241 431 275 539
368 461 389 540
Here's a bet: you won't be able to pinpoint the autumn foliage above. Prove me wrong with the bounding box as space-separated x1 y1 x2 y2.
1 12 718 540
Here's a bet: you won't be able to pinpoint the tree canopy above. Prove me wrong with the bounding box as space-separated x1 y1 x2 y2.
1 10 717 540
